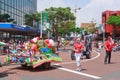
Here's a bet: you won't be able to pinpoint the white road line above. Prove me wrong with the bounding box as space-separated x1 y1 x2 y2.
57 50 100 65
82 50 100 62
58 67 101 79
53 50 102 79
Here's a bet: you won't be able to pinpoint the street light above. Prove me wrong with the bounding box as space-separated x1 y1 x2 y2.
73 7 81 15
73 7 81 27
72 7 81 37
103 23 105 43
40 11 43 38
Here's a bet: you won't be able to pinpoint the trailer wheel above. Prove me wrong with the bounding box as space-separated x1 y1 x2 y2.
21 64 27 67
71 50 75 60
86 51 91 59
43 62 51 69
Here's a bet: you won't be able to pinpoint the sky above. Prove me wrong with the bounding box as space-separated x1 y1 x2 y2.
37 0 120 27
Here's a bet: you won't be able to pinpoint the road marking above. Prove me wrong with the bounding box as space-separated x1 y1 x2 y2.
54 50 102 79
57 50 100 65
57 67 101 79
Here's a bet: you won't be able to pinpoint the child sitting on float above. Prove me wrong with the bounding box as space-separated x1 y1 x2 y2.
10 46 18 54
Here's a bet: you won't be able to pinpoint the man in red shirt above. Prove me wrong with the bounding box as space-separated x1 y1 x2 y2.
104 36 114 64
74 38 84 71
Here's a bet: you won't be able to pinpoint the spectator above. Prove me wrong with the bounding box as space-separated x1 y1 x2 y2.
84 34 92 51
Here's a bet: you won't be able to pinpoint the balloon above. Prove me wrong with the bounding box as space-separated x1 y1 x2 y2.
47 44 52 48
36 37 40 40
45 39 49 44
33 46 38 52
31 44 38 52
31 37 39 43
49 39 55 46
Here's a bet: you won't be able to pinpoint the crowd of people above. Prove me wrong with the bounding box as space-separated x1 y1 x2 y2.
0 35 119 71
0 39 24 55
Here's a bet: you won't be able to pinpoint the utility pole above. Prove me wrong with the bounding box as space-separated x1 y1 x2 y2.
73 7 81 27
72 7 81 37
40 11 43 38
73 7 81 15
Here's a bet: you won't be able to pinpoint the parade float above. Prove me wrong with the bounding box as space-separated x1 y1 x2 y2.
4 37 62 69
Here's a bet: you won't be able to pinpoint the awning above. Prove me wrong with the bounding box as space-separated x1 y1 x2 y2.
0 23 46 36
0 23 26 31
24 25 46 35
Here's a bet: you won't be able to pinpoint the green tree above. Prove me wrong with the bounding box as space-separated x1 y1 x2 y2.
107 15 120 37
45 7 76 40
25 12 41 28
0 13 15 23
58 20 76 36
25 7 76 39
85 27 98 34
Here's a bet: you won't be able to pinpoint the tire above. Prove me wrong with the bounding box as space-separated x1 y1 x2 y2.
71 50 75 60
43 62 51 69
86 51 91 59
82 51 86 56
21 64 27 67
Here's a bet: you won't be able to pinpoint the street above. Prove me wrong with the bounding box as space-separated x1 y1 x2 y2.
0 0 120 80
0 47 120 80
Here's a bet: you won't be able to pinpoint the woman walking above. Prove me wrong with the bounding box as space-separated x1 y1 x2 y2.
74 38 84 71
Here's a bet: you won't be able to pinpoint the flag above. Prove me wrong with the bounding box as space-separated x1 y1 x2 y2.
42 11 48 25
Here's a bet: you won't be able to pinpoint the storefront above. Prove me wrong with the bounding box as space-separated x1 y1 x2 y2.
0 23 46 41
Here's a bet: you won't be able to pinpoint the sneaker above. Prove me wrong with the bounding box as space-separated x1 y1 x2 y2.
76 68 80 71
76 68 82 71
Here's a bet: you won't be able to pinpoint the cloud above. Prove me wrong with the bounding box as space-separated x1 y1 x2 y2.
37 0 120 27
37 0 68 12
77 0 120 27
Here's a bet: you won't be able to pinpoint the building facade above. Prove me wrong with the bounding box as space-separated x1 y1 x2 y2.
102 10 120 35
81 23 96 28
0 0 37 26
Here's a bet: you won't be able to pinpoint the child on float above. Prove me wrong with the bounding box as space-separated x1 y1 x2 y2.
16 49 24 63
10 46 18 54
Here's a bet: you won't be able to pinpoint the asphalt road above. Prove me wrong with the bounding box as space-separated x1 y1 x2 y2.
0 47 120 80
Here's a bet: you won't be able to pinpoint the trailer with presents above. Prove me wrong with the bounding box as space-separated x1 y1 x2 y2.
1 37 62 69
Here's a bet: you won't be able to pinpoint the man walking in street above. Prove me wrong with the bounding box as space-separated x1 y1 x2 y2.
104 36 114 64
